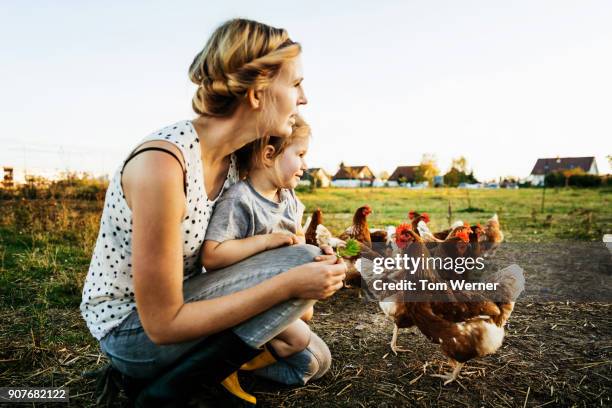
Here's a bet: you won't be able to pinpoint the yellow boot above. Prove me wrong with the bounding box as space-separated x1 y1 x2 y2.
220 346 278 404
240 346 278 371
221 371 256 404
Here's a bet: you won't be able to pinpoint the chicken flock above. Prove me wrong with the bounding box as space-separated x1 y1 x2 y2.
302 205 524 385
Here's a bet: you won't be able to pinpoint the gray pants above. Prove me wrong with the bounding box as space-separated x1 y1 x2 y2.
100 244 331 385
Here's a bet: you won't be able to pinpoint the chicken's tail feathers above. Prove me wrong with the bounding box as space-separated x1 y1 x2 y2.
486 264 525 302
384 226 397 247
418 220 443 243
379 301 397 318
489 213 499 223
302 216 312 232
316 224 345 248
450 219 464 229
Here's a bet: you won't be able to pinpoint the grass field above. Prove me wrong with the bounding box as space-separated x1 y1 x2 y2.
297 187 611 241
0 187 610 407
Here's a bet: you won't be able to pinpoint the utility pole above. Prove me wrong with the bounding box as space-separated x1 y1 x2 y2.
541 164 549 213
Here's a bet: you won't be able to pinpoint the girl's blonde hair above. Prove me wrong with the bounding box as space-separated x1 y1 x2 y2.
236 114 311 178
189 18 301 117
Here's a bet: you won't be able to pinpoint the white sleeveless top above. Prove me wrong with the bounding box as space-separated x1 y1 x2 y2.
80 120 239 340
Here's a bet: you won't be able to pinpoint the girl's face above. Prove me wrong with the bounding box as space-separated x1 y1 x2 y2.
273 138 309 189
265 56 308 138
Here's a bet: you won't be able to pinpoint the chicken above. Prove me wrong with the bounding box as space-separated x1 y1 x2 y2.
339 205 373 246
467 223 486 259
379 225 480 352
378 224 525 384
413 264 524 384
408 210 431 232
304 208 323 246
379 223 443 354
407 210 443 245
482 213 504 257
314 223 345 249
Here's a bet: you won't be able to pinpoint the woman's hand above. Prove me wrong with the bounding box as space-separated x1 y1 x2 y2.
319 245 334 255
284 255 347 300
265 232 296 250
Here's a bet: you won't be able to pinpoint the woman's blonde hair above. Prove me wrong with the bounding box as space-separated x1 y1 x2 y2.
236 114 311 178
189 18 301 117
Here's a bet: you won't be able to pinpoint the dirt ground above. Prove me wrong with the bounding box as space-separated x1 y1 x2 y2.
2 247 611 408
247 244 612 407
250 292 611 407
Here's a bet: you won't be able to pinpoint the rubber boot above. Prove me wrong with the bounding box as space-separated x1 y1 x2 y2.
134 330 261 408
83 363 149 406
220 345 280 404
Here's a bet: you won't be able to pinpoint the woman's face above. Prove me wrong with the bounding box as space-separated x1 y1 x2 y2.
265 56 308 138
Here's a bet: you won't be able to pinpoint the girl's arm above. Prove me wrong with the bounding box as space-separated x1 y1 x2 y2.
294 224 306 245
123 146 346 345
294 194 306 245
203 233 294 270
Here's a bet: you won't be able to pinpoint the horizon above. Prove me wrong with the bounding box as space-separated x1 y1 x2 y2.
1 0 611 180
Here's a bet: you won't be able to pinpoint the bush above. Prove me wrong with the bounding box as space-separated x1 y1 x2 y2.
569 174 602 187
544 171 602 187
1 173 109 201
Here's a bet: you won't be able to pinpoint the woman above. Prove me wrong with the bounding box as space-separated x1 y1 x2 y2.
80 18 346 406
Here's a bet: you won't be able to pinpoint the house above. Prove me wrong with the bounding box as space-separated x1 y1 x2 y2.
528 156 598 186
332 163 376 187
387 165 419 186
301 168 332 187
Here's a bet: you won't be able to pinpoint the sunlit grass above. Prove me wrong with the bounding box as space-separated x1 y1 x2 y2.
297 187 611 241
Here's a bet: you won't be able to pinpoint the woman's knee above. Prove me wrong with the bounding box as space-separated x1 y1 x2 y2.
305 332 332 381
275 244 321 267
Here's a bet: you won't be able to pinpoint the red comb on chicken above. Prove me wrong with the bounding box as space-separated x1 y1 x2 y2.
409 210 430 223
454 230 470 243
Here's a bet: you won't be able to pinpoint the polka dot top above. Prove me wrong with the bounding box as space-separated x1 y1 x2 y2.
80 120 239 341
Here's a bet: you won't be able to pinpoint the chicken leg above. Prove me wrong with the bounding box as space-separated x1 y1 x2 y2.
431 360 464 385
390 325 410 355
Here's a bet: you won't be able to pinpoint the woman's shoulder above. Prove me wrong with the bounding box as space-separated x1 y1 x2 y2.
121 121 196 168
141 120 196 145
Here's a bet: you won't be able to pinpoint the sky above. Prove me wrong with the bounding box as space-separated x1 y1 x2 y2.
1 0 611 181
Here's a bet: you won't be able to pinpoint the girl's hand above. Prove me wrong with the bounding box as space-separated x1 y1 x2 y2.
266 233 295 250
284 255 347 300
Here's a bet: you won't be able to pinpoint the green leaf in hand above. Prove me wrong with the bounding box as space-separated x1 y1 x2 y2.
337 238 361 258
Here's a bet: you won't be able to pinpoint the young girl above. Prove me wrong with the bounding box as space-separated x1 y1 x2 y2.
203 115 313 359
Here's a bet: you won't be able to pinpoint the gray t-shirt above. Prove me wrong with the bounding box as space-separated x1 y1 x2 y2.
205 179 306 243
